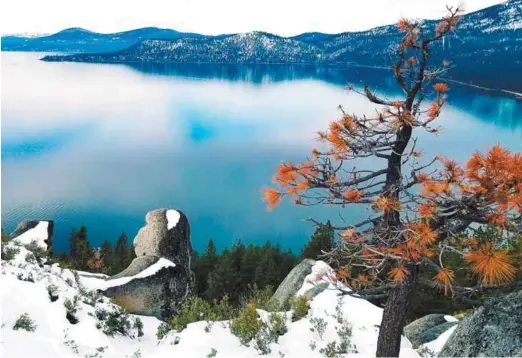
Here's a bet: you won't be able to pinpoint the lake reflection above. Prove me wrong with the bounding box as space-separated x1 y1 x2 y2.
2 52 521 252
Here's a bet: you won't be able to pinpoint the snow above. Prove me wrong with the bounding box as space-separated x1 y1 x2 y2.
4 247 459 358
444 315 459 323
420 325 457 356
11 221 49 250
83 258 176 290
166 210 181 230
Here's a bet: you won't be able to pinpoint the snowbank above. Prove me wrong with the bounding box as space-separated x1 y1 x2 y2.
2 251 435 358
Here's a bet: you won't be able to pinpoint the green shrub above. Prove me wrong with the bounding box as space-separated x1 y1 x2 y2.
310 317 328 340
13 313 37 332
24 240 47 264
25 252 37 264
64 295 80 324
268 313 287 342
47 284 59 302
207 348 218 357
167 296 236 333
230 303 263 345
133 317 144 337
1 231 10 244
253 325 273 355
1 245 19 261
95 306 136 337
290 296 310 321
156 322 170 340
240 284 275 311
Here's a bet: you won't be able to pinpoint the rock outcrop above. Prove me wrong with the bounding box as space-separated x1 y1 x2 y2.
268 259 327 310
403 314 447 347
102 209 195 320
10 220 54 253
439 290 522 357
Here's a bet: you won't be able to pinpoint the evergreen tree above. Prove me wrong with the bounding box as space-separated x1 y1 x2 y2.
69 228 79 260
301 221 334 260
206 249 237 301
193 239 219 297
75 226 90 270
113 231 130 273
100 240 114 274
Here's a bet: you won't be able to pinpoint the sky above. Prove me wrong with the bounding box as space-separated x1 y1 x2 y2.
1 0 505 36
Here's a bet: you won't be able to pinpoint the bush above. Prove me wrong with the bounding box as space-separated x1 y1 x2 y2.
47 284 59 302
268 313 287 342
95 306 137 337
64 295 80 324
133 317 144 337
167 296 236 333
310 317 328 340
25 252 37 264
240 284 275 311
290 296 310 321
207 348 218 358
25 240 47 264
230 303 263 345
1 245 19 261
156 322 170 340
13 313 37 332
253 325 273 355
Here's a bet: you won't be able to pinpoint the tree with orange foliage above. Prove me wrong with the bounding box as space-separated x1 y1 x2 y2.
263 6 522 357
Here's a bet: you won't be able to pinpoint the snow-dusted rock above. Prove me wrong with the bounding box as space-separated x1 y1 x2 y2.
134 208 191 266
403 314 447 348
439 289 522 357
101 209 195 319
267 259 317 310
10 220 54 251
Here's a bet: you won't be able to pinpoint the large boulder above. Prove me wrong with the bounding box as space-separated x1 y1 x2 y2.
102 209 195 320
439 290 522 357
417 321 458 346
403 314 447 347
268 259 322 310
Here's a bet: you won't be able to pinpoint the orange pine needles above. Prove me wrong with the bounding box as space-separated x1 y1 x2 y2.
433 83 449 93
344 189 363 202
373 196 401 212
466 243 516 285
398 18 410 32
433 268 455 295
263 188 282 211
418 203 438 219
389 266 408 282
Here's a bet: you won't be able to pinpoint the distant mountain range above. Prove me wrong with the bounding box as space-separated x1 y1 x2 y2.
1 27 203 53
3 0 521 91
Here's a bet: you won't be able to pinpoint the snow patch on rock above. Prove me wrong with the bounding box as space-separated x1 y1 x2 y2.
166 210 181 230
12 221 49 249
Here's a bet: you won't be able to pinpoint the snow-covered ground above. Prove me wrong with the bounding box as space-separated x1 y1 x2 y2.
1 230 454 358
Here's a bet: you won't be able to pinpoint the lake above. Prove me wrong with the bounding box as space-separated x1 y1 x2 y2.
2 52 521 253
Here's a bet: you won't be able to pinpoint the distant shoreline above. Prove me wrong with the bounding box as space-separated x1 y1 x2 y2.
37 55 522 100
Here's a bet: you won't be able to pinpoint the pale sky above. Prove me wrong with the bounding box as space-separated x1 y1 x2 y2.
1 0 504 36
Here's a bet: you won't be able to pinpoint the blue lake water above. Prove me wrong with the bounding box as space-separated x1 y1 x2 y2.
2 52 521 253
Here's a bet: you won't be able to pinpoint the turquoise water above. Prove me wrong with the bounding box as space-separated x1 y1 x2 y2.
2 52 521 253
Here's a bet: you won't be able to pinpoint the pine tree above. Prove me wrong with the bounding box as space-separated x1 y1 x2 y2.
75 226 90 270
69 228 78 260
113 231 130 273
193 239 219 296
206 250 237 301
301 221 334 260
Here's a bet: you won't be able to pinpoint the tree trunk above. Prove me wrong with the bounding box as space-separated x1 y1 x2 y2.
376 267 417 357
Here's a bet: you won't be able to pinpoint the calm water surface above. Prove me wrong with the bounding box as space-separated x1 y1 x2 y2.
2 52 521 252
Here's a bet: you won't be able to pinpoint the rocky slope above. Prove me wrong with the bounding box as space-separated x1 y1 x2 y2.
1 213 457 358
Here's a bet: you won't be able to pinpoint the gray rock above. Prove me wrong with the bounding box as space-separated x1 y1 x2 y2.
302 282 330 300
10 220 54 253
404 314 447 347
439 290 522 357
103 264 192 320
102 208 195 320
267 259 317 310
134 209 191 271
108 255 159 280
418 321 457 345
